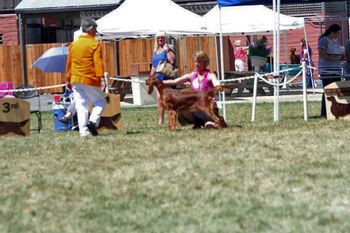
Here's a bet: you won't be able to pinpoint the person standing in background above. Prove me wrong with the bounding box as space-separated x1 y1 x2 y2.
300 38 314 88
66 19 106 137
150 32 176 125
318 24 344 117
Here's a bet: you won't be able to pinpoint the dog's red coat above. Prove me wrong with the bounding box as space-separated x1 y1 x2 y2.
147 76 226 131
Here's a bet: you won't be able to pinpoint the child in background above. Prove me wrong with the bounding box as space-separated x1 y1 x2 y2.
233 40 248 71
300 38 314 88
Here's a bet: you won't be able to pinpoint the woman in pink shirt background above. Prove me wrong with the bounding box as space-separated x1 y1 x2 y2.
234 40 248 72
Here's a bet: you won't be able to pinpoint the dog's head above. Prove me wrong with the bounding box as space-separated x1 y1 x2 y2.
146 76 163 95
290 48 297 54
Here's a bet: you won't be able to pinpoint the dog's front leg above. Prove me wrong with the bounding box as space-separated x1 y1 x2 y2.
168 110 177 131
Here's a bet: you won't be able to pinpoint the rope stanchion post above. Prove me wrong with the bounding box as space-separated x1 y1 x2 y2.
273 75 280 122
302 61 308 121
251 72 258 122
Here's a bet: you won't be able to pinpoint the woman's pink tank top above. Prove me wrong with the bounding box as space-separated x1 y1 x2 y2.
190 70 213 92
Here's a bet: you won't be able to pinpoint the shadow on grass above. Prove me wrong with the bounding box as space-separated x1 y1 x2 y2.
125 130 145 135
228 124 243 128
281 114 323 120
308 115 324 119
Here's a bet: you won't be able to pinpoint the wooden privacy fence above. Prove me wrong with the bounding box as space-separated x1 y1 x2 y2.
0 45 22 86
25 42 116 93
117 36 223 76
0 42 116 93
0 36 223 93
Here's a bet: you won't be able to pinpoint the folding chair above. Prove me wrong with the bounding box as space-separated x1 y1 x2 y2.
279 64 302 88
13 84 42 133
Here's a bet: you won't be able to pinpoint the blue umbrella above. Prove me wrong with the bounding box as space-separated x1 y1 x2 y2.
32 45 68 73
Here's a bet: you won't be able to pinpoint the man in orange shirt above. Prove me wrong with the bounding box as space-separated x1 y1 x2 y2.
66 19 106 137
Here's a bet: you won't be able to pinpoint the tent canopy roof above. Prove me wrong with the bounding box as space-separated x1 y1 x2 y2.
202 4 304 35
97 0 206 37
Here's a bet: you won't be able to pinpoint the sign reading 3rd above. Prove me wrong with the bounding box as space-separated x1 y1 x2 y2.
2 101 19 113
0 98 30 136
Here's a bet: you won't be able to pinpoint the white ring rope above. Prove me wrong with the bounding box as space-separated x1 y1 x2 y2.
110 66 303 87
0 84 65 93
110 77 146 83
258 70 303 87
0 66 304 93
220 65 302 83
220 65 303 87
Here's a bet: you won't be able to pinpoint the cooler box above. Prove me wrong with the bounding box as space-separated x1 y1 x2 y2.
324 81 350 120
131 76 157 105
52 102 73 131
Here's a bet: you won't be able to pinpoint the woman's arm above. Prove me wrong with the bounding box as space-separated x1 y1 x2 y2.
209 73 221 86
150 65 156 76
165 44 175 66
163 73 191 86
318 47 343 61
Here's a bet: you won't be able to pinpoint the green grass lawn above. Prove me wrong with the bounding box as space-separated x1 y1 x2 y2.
1 101 350 233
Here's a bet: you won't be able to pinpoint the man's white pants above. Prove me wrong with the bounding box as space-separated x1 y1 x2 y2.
72 83 106 137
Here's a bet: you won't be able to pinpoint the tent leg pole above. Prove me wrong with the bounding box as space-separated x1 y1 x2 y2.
197 35 201 51
182 37 187 74
214 36 222 105
302 61 308 121
219 8 226 121
252 73 258 122
18 13 27 84
283 31 288 89
113 40 119 76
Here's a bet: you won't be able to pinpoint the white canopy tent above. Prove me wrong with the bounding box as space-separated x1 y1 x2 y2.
74 0 206 39
202 5 304 35
96 0 206 37
202 4 305 121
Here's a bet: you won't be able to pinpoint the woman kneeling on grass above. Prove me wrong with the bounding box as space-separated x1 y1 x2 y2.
163 51 225 129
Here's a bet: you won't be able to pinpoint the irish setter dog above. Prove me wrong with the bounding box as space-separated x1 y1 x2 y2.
146 76 226 131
